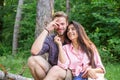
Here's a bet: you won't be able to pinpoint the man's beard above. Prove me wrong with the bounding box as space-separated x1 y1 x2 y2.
57 32 64 36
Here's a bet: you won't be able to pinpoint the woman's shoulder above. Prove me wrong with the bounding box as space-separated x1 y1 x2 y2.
63 43 72 49
63 43 71 46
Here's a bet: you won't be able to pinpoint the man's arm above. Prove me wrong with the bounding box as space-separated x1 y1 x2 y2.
31 20 58 55
31 29 49 55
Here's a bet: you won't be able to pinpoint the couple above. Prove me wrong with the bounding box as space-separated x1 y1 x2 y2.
28 11 105 80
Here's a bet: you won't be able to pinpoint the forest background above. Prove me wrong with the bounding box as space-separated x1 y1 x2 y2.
0 0 120 80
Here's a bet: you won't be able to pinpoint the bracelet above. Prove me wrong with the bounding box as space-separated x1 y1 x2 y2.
44 27 49 33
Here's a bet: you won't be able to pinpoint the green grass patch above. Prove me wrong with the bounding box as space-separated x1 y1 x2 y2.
0 55 32 78
105 63 120 80
0 55 120 79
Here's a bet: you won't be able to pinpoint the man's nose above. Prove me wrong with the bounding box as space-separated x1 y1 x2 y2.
56 23 61 28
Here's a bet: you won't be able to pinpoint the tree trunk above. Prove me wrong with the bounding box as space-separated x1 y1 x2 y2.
12 0 24 55
0 70 33 80
35 0 54 38
66 0 70 15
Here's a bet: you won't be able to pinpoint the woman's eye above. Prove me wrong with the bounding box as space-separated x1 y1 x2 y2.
67 29 70 32
72 28 75 30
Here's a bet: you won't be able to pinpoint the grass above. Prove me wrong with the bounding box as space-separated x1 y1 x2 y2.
104 63 120 80
0 55 120 80
0 55 32 78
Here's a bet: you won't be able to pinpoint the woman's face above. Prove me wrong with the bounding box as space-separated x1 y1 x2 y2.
67 24 78 41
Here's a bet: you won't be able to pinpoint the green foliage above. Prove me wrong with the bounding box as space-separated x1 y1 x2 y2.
0 0 120 64
107 37 120 60
18 0 36 56
0 42 12 56
55 0 66 12
1 0 17 44
0 0 36 56
0 55 32 78
68 0 120 63
98 45 118 63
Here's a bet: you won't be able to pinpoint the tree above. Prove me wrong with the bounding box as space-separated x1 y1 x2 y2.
35 0 54 38
66 0 70 15
35 0 54 59
12 0 24 55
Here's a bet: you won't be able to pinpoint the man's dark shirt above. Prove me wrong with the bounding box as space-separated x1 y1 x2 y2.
38 34 67 66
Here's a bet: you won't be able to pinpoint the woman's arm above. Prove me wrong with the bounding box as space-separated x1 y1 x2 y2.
54 35 69 69
82 44 105 79
93 44 105 73
54 35 67 63
84 44 105 79
82 67 104 79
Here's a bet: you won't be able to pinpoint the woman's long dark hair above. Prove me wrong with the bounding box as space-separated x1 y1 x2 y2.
67 21 97 68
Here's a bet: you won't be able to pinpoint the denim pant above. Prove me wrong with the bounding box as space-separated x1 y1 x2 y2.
73 73 88 80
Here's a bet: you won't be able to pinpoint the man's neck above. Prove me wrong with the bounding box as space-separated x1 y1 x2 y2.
59 35 65 44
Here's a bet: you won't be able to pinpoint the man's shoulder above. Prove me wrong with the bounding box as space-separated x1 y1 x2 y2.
45 34 56 42
46 34 56 39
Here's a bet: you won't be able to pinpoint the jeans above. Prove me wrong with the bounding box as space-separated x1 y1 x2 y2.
73 73 88 80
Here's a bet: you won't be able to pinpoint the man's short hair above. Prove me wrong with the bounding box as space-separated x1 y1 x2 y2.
52 11 68 22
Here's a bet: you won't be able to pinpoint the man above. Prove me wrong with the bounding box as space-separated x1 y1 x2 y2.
28 11 72 80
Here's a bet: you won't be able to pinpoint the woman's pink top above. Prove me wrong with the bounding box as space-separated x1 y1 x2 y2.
58 43 105 76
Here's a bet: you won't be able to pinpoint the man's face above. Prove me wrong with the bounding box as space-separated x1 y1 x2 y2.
54 17 68 36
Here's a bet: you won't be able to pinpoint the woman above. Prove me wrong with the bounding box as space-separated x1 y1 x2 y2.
54 21 105 80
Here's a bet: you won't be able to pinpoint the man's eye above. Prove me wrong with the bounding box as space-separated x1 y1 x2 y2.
61 23 64 25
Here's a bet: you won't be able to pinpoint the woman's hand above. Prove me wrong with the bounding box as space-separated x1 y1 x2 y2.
54 35 67 64
54 35 62 46
82 68 98 79
87 68 98 79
